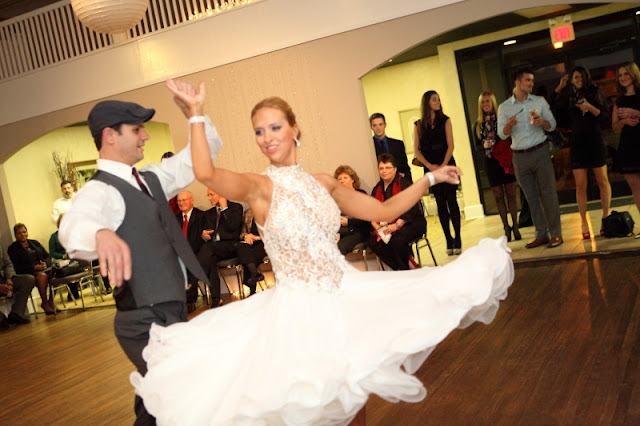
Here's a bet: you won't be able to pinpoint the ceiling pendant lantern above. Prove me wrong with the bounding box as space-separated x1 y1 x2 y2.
70 0 150 34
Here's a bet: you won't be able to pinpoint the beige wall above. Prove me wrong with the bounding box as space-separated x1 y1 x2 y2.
0 0 630 244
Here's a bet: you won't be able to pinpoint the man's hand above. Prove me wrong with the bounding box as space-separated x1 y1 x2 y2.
202 229 214 241
340 216 348 227
531 114 544 127
0 282 12 295
96 229 132 287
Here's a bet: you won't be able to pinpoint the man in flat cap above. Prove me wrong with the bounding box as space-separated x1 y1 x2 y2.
60 82 221 425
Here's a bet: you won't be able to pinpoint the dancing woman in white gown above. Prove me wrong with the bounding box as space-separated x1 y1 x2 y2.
131 80 514 425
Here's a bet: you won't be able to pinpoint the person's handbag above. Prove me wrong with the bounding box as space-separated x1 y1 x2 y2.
412 156 425 167
412 119 425 168
601 211 635 238
53 260 84 278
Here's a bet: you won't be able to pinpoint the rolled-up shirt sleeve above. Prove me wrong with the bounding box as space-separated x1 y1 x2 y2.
540 98 557 132
497 105 509 140
58 181 125 260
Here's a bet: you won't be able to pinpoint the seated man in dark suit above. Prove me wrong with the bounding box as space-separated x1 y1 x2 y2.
367 154 425 270
197 189 243 308
370 112 412 182
176 190 206 312
0 240 36 329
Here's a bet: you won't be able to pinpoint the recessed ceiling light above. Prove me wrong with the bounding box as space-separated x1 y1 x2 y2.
503 40 517 45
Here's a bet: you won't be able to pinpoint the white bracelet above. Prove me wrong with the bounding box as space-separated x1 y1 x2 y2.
426 172 436 187
188 115 206 124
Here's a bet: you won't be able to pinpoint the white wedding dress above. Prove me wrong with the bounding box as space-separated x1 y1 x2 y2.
131 164 514 425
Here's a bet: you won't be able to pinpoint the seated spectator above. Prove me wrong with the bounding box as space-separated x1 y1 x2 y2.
8 223 54 315
49 215 112 296
367 154 425 270
237 209 267 296
49 215 68 261
176 190 206 312
197 189 243 308
0 240 36 329
333 165 372 255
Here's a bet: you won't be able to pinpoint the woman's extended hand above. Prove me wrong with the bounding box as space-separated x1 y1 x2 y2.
431 165 462 185
166 79 205 116
576 98 591 113
243 234 260 245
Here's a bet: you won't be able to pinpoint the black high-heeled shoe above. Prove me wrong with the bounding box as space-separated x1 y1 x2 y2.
513 226 522 241
504 225 512 242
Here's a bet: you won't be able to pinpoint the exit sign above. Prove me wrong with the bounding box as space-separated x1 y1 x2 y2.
550 23 575 44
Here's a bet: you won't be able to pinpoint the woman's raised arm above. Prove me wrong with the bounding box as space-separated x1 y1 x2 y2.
165 79 268 205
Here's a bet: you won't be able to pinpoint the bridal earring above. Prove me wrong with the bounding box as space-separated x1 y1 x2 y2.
294 137 301 147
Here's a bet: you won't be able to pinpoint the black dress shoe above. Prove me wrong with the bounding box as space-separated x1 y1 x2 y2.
7 312 30 325
104 287 113 294
186 303 196 314
210 298 222 309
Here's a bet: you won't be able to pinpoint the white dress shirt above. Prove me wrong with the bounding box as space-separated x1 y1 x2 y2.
59 116 222 262
51 196 74 224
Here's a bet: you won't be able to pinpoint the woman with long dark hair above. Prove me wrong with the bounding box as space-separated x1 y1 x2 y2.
473 91 520 241
413 90 462 255
552 66 611 238
612 62 640 235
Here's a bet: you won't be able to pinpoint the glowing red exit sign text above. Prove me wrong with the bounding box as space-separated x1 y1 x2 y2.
550 24 575 44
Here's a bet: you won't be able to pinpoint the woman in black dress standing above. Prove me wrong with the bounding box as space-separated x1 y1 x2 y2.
612 62 640 235
473 91 520 241
413 90 462 255
552 66 611 239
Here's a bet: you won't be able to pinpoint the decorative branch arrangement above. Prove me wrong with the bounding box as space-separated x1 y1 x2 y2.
52 151 78 186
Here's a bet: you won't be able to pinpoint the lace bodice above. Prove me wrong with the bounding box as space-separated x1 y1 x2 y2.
258 165 350 292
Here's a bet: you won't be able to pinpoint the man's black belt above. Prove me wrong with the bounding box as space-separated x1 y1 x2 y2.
512 141 546 154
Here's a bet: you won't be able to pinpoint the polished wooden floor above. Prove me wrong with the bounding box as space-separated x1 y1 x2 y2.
2 253 640 425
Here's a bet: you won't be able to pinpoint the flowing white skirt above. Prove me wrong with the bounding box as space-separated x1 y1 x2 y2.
131 238 513 425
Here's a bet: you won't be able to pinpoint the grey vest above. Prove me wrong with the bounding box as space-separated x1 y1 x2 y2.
92 170 208 310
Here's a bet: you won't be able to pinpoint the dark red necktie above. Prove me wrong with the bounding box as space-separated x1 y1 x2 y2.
182 214 189 237
132 168 151 197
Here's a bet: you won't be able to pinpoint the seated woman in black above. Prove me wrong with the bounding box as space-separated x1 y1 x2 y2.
9 223 54 315
237 209 268 296
333 165 372 255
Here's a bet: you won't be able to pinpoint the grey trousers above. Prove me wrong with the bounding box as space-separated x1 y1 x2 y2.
512 144 563 239
114 301 187 426
9 274 36 317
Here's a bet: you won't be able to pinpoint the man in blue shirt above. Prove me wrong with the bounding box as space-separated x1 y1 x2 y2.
498 69 563 248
